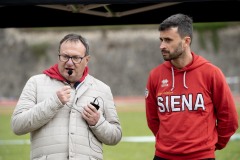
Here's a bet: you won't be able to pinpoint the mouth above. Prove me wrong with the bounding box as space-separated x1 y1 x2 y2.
162 52 168 56
161 50 169 56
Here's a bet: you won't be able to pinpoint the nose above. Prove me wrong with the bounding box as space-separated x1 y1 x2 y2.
160 42 165 50
66 58 74 65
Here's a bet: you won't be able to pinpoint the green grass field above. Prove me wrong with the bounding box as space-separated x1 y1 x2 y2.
0 102 239 160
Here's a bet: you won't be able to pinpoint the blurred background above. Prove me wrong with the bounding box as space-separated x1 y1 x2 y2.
0 23 239 100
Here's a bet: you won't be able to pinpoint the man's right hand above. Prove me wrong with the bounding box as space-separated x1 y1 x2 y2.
56 86 71 105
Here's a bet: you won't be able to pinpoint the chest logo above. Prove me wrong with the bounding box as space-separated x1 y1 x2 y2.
161 79 169 87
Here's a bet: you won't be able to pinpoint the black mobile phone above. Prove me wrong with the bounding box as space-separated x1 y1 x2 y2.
90 102 100 110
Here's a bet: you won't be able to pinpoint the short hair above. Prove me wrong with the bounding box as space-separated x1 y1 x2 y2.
59 33 90 55
159 13 193 41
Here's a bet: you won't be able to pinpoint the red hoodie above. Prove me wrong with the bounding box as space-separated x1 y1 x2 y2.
43 64 88 83
145 52 238 160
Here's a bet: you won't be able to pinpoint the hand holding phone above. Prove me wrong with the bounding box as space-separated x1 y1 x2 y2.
90 102 99 110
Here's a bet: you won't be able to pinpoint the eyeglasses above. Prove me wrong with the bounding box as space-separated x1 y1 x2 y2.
58 54 85 64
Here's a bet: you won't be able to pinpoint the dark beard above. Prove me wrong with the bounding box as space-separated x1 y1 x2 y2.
162 42 183 61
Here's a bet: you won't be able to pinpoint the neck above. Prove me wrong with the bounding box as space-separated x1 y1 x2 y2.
171 51 192 69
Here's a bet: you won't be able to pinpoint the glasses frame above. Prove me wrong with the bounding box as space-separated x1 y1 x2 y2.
58 54 86 64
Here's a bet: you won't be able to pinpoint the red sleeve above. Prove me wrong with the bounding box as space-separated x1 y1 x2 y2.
145 71 160 136
212 68 239 150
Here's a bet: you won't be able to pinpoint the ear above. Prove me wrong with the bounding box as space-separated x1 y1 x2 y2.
184 36 191 46
184 37 192 46
85 55 90 66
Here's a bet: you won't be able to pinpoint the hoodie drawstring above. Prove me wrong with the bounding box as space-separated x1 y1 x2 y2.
171 67 188 91
183 71 188 89
171 67 175 91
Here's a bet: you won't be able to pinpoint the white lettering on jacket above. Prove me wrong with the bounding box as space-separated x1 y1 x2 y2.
157 94 205 112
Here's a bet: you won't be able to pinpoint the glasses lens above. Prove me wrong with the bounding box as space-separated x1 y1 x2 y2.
72 57 81 63
59 55 68 62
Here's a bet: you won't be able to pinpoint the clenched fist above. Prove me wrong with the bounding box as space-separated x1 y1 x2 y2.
56 86 71 105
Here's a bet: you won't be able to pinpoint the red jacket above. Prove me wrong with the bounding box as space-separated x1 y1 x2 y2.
145 52 238 160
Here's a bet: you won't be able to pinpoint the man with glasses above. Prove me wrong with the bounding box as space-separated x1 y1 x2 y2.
11 33 122 160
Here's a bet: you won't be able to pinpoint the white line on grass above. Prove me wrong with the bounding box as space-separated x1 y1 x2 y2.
1 134 240 145
121 133 240 142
